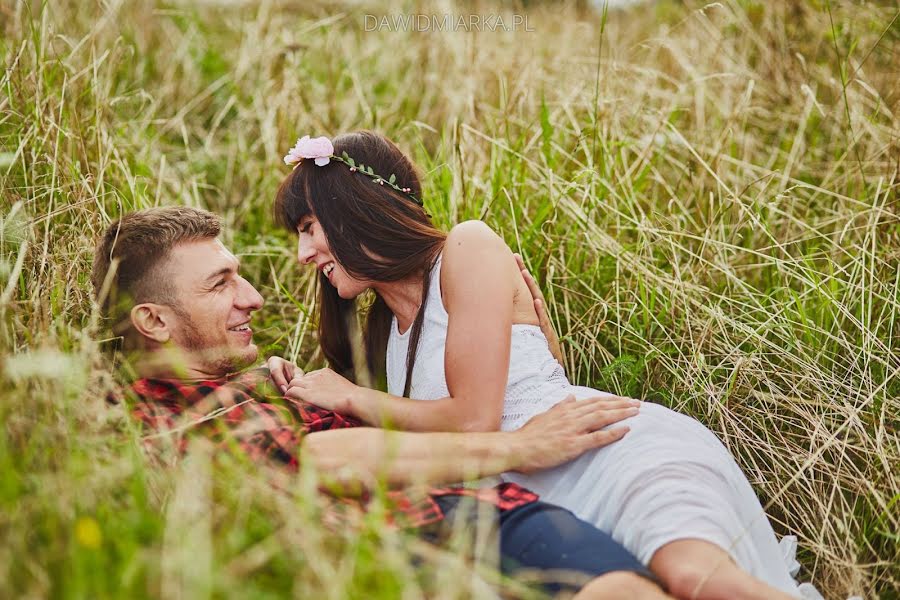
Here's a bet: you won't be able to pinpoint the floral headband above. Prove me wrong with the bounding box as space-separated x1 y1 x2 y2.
283 135 423 206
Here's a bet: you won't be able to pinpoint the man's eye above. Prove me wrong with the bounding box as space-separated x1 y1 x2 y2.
215 280 226 288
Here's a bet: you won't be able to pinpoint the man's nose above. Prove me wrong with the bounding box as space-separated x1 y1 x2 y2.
236 277 264 310
297 237 315 265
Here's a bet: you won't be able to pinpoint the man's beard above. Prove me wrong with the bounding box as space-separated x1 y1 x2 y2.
174 308 255 376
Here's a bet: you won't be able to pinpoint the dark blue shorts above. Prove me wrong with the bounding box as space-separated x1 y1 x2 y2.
433 496 658 594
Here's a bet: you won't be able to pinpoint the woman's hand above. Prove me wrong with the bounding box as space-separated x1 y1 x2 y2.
514 253 565 372
266 356 302 394
285 368 360 416
512 394 639 474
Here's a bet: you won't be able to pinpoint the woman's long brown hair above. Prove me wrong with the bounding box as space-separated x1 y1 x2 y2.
274 131 446 396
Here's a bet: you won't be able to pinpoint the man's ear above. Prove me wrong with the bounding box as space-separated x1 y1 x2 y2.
130 303 172 344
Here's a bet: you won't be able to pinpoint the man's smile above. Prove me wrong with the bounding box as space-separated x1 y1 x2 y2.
228 321 253 336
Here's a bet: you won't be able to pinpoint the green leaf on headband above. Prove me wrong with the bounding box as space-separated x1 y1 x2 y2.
388 174 396 184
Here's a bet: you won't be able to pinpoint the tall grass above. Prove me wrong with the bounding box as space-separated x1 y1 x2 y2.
1 0 898 597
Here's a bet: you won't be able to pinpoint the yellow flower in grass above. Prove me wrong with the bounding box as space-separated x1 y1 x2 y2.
74 516 102 549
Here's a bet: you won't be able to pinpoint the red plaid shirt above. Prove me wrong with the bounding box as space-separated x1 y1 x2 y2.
129 367 537 527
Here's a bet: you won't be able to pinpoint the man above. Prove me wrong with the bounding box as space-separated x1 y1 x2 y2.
92 206 668 599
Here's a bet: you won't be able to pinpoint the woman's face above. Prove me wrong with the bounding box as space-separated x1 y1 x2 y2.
296 215 370 299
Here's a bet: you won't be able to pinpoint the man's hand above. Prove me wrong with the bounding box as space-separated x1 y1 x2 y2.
285 367 360 415
266 356 302 394
511 394 638 474
514 253 565 372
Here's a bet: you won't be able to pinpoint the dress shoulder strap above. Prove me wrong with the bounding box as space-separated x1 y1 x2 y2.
423 253 448 322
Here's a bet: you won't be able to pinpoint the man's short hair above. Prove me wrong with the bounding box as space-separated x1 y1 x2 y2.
92 206 221 348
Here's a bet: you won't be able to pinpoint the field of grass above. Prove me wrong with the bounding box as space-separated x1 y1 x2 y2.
1 0 898 597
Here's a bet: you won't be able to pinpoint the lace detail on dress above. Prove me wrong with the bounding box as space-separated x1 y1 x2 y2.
499 327 572 430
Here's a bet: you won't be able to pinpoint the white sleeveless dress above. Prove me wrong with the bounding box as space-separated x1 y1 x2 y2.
386 255 808 595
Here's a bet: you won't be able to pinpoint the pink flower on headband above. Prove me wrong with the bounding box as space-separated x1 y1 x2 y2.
283 135 335 167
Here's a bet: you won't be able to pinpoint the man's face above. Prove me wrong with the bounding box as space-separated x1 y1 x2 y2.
164 238 265 376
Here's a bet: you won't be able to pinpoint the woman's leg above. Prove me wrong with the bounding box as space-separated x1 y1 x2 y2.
575 572 672 599
649 539 796 600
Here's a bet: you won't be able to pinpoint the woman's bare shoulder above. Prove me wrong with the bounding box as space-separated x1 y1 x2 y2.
441 221 515 297
440 221 538 324
443 220 508 257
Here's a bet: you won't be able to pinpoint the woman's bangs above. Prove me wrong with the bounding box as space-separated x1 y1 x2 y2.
275 167 314 231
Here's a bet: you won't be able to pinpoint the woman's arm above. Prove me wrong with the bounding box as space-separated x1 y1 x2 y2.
287 221 527 432
440 220 520 429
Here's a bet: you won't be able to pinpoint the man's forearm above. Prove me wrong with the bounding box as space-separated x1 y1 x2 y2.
301 395 635 492
302 427 523 489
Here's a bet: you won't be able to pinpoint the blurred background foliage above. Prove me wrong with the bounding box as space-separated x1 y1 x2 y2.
1 0 898 597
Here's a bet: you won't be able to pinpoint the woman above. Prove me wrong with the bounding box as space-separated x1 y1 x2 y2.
274 131 805 599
